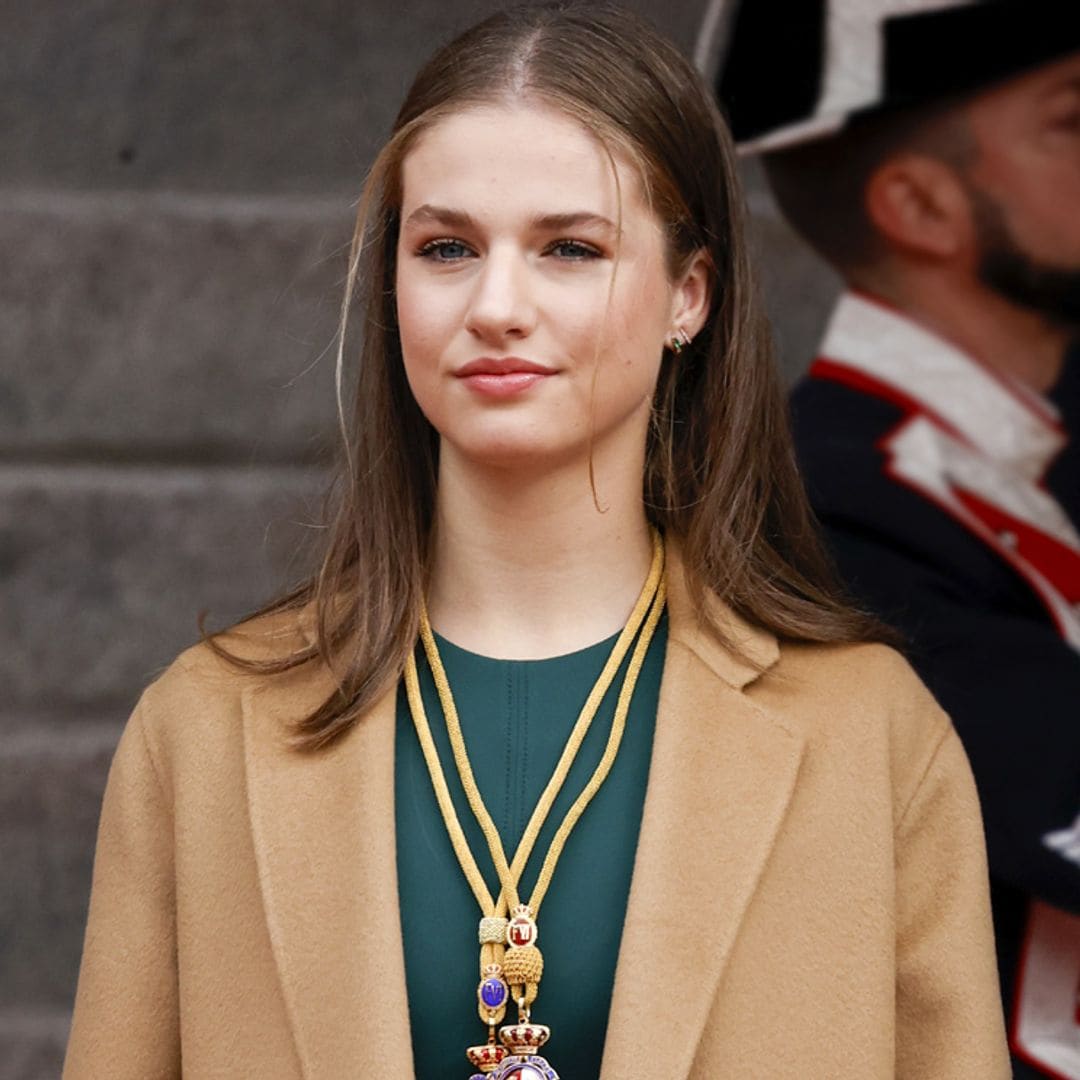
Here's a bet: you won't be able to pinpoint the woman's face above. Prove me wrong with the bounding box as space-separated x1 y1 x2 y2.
395 102 708 475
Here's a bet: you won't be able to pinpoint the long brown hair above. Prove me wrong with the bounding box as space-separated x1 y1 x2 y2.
212 2 881 749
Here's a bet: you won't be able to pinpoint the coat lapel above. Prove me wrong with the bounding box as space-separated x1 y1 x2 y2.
600 556 806 1080
243 669 413 1079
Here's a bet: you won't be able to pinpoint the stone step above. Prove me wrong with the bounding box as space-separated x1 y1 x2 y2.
2 0 706 193
0 1007 70 1080
1 718 121 1014
0 189 349 462
0 462 328 712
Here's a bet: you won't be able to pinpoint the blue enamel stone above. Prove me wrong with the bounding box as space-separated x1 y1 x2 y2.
481 976 508 1008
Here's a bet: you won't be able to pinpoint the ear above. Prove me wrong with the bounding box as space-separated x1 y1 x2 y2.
864 154 971 261
669 249 713 340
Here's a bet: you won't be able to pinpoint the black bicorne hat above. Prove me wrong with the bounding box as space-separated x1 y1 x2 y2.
698 0 1080 152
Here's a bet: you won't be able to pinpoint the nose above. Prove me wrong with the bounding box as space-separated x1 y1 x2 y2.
463 244 537 343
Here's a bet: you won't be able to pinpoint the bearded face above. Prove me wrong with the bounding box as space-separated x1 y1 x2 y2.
960 52 1080 334
970 184 1080 330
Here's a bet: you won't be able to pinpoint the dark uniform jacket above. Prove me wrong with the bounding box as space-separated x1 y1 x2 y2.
791 291 1080 1080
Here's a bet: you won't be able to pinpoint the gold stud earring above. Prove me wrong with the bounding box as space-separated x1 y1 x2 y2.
669 328 691 354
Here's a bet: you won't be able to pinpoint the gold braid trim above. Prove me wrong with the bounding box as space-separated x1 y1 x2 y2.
405 530 666 1030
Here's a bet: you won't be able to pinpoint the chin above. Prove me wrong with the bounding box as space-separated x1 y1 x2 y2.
443 431 588 474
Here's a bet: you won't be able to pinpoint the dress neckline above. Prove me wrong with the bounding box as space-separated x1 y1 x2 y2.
431 626 626 668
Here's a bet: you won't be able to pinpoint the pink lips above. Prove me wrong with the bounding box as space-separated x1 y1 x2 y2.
455 357 556 398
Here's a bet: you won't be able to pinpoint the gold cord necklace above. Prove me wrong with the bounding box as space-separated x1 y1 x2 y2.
404 530 666 1080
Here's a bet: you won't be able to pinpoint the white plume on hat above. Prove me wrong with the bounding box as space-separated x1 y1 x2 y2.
794 0 979 154
698 0 981 153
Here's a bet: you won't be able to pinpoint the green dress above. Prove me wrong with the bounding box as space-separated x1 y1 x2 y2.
395 613 667 1079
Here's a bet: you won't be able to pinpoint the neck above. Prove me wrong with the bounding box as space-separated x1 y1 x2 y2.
427 447 654 660
853 264 1069 393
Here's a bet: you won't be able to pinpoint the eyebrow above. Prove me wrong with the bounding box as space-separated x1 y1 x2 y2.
531 211 619 233
403 204 619 233
1042 76 1080 101
404 204 476 229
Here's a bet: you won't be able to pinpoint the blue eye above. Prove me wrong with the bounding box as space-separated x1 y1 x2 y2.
418 239 474 261
547 239 602 260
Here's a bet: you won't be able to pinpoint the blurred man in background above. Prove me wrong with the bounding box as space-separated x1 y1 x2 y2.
711 2 1080 1075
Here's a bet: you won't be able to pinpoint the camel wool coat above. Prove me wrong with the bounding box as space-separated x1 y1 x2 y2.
64 555 1010 1079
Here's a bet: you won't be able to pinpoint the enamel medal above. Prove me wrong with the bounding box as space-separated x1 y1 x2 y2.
485 1021 559 1080
468 1024 559 1080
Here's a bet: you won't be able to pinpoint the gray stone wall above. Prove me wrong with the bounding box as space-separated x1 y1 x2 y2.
1 2 835 1075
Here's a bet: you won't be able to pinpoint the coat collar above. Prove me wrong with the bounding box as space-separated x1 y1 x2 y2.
818 290 1066 482
243 665 411 1079
242 551 801 1079
663 541 780 690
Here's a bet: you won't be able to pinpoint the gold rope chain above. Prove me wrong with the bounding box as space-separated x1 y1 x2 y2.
404 530 666 1027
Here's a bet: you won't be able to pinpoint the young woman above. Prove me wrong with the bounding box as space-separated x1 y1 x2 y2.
64 5 1010 1078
